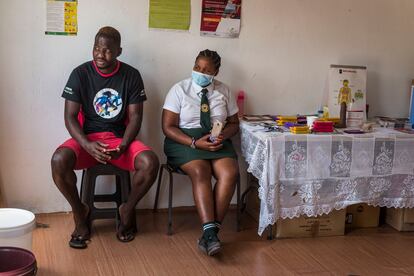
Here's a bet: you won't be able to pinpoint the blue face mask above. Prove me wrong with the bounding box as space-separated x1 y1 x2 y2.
192 71 214 87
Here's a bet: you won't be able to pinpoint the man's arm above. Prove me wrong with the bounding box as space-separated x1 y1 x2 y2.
64 100 110 163
65 100 88 148
117 103 143 153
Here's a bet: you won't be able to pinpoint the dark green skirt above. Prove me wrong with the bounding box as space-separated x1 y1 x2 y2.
164 128 237 169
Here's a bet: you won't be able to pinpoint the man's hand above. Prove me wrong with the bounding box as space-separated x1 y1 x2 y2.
84 141 111 164
194 134 223 152
105 145 126 160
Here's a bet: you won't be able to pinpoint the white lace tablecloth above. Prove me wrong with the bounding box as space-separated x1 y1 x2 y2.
240 121 414 235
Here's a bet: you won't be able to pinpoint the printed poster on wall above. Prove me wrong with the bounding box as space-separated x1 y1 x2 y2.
328 65 367 118
149 0 191 30
200 0 241 38
45 0 78 35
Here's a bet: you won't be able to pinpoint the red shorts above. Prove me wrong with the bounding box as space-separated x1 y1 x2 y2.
57 132 152 171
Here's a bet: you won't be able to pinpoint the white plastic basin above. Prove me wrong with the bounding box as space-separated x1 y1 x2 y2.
0 208 36 251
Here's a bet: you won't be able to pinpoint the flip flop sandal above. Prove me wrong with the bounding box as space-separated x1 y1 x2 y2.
116 228 136 243
69 234 90 249
69 205 91 249
116 210 137 243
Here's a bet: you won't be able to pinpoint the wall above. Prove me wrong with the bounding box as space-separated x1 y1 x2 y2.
1 0 414 213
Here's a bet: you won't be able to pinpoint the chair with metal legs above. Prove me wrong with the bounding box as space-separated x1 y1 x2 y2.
153 163 241 235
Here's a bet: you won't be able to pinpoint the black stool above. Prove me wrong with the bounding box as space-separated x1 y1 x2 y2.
80 164 131 225
153 163 241 235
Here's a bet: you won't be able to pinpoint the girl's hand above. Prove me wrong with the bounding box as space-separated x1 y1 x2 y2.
195 134 223 152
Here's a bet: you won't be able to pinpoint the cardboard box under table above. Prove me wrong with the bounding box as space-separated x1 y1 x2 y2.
346 203 380 229
386 208 414 231
245 188 346 238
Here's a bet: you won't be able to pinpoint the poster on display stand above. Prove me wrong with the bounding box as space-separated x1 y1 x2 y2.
327 65 367 119
200 0 241 38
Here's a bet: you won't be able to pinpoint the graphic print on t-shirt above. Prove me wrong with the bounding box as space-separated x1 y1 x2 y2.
93 88 123 119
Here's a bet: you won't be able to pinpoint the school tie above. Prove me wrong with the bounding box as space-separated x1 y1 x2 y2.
200 88 211 132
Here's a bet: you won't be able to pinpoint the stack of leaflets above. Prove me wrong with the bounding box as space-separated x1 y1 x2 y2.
376 116 408 129
243 115 274 122
275 116 297 126
290 125 310 134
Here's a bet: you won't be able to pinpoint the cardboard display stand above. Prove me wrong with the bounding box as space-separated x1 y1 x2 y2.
327 65 367 120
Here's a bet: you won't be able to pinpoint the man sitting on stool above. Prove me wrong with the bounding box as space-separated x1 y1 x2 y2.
51 26 159 249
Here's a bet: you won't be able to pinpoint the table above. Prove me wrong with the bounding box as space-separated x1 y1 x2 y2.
240 121 414 235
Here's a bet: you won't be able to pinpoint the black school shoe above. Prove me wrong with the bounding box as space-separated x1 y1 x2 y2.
198 234 221 256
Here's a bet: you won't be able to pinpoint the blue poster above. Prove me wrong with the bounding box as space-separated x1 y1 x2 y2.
410 84 414 127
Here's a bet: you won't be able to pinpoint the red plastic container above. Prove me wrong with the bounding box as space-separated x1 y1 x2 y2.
236 91 245 118
0 247 37 275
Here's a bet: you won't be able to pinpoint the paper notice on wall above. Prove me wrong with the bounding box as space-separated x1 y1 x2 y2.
328 65 367 118
149 0 191 30
45 0 78 36
200 0 241 38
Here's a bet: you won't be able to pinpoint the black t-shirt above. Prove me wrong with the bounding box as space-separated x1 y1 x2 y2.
62 61 146 137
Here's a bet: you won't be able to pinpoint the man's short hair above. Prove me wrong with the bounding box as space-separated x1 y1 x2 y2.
95 26 121 47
